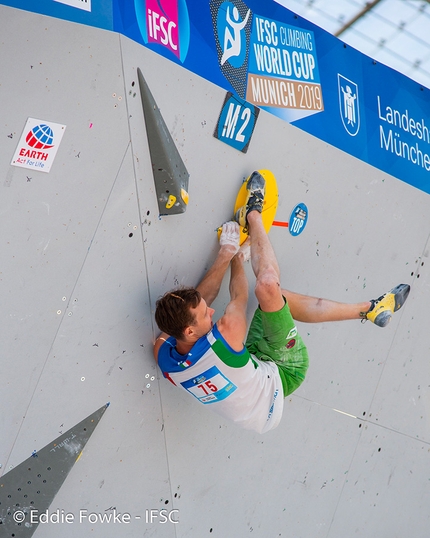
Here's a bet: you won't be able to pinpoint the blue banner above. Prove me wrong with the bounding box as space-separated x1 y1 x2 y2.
2 0 429 194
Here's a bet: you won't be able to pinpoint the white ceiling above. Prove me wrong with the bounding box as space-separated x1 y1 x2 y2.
276 0 430 89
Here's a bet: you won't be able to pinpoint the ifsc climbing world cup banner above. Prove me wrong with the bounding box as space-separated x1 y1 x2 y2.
113 0 322 123
111 0 430 195
210 0 324 124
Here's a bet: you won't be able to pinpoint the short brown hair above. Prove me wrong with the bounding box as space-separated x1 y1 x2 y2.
155 287 201 340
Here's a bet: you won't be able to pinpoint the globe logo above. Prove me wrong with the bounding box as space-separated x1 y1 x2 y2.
25 124 54 149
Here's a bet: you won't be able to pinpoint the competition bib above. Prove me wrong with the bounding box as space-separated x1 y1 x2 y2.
180 366 237 404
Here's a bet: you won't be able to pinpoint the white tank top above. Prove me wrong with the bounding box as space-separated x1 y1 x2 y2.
157 324 283 434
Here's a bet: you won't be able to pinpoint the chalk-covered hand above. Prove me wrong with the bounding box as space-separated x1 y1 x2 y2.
219 221 240 254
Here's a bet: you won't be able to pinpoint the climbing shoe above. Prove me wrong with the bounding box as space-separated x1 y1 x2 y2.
235 171 266 231
365 283 410 327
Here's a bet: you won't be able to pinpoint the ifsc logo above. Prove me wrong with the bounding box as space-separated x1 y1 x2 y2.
26 124 55 149
210 0 253 98
338 74 360 136
134 0 190 62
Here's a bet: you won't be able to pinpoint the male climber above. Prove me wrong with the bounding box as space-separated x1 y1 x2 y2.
153 172 410 434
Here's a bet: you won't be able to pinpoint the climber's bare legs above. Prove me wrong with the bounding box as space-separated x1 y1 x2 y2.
282 289 371 323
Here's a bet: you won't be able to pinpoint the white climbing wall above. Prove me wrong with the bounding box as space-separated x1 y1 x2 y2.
1 3 429 537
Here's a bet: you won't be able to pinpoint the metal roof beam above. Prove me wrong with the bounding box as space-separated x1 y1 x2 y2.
335 0 384 37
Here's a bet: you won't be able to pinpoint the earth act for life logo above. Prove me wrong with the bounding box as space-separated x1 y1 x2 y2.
11 118 66 173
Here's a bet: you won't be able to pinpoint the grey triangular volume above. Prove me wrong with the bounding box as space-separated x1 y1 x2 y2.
0 403 109 537
137 68 190 216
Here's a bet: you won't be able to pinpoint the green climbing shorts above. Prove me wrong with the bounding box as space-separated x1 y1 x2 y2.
245 299 309 397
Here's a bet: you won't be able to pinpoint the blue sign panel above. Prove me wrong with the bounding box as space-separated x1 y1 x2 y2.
288 203 308 237
214 92 259 153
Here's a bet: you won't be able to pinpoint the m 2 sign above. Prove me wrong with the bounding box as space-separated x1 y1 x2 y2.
214 92 260 153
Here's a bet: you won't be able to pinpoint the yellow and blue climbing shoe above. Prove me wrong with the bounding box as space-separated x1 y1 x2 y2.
235 171 266 231
365 283 410 327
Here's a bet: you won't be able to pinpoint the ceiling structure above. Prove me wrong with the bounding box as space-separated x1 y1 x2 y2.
276 0 430 89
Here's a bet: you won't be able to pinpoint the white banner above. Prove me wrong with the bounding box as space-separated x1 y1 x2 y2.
53 0 91 12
